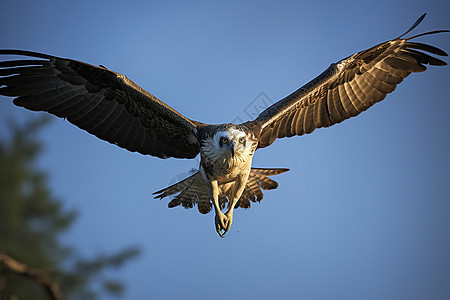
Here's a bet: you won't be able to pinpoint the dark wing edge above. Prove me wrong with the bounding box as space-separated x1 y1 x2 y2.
0 49 203 159
254 14 449 149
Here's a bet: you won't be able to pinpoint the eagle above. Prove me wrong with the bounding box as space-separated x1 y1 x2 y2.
0 14 447 237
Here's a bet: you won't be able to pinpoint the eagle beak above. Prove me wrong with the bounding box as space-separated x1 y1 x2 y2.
229 142 235 158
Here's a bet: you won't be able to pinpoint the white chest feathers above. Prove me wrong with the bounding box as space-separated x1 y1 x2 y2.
201 128 256 178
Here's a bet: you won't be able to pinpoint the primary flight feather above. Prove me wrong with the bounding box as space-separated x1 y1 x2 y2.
0 14 447 237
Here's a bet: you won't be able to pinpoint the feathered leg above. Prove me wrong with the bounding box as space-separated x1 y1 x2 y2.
200 167 228 237
221 167 251 235
211 179 229 237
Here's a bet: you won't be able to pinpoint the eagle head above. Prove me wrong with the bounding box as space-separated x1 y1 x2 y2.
201 125 256 167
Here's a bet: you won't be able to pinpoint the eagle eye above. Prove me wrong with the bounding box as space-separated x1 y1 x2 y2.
219 136 229 146
239 137 246 144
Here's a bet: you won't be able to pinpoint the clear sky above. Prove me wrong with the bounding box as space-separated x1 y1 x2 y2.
1 1 449 299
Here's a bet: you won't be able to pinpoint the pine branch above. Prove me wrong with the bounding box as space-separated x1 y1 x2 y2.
0 252 62 300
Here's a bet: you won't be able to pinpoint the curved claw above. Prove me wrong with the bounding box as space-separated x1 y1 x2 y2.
216 228 226 238
215 219 226 238
224 211 233 232
215 212 228 238
214 211 235 238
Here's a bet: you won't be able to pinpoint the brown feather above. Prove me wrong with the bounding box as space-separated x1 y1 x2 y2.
153 168 289 214
0 49 203 159
255 19 448 149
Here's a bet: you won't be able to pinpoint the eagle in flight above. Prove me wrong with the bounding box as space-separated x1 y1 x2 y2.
0 14 447 237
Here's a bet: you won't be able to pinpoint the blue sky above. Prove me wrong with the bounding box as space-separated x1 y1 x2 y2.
1 1 449 299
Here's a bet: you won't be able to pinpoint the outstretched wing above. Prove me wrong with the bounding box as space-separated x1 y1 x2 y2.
0 50 202 159
255 14 448 148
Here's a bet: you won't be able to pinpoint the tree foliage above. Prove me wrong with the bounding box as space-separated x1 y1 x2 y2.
0 117 140 300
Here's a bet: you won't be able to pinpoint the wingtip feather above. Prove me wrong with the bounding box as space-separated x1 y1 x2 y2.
0 49 54 60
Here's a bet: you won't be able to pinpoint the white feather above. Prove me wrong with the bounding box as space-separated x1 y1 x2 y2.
201 128 255 179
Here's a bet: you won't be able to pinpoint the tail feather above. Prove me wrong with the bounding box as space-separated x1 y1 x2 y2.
153 167 290 214
153 172 211 214
236 167 289 209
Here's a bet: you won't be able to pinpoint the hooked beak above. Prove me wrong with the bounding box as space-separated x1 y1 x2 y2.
229 142 235 158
